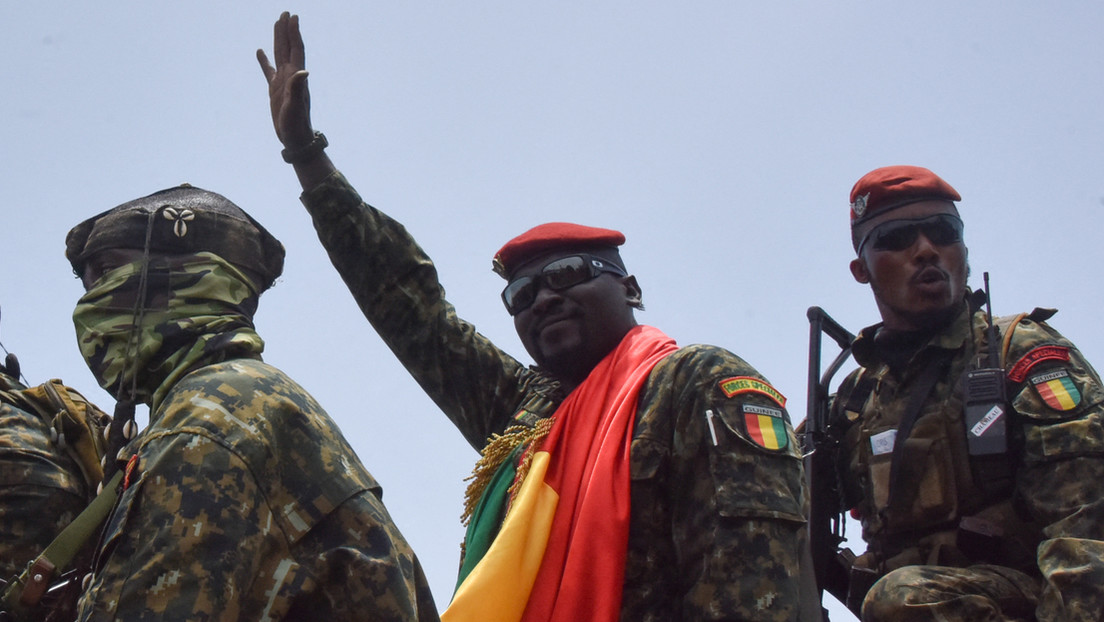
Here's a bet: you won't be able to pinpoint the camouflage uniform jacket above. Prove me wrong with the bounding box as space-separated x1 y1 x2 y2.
829 301 1104 620
1 372 89 618
76 358 438 622
300 171 813 621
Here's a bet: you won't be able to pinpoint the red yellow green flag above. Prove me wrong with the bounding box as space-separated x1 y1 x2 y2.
1031 369 1081 411
444 326 677 622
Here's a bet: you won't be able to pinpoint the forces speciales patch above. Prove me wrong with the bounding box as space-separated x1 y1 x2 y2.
1008 345 1070 383
718 376 786 407
1030 368 1082 411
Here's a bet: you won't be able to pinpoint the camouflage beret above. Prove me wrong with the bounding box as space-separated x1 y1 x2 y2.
849 165 961 227
66 185 285 291
492 222 626 278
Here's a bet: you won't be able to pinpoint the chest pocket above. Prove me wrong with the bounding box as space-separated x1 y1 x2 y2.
708 401 805 523
858 403 961 535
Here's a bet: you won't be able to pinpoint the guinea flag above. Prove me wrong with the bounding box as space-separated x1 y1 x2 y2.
444 326 677 622
1031 368 1081 411
742 404 788 450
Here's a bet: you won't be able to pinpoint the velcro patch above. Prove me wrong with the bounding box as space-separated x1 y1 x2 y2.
719 376 786 407
1009 345 1070 382
742 404 788 450
1030 368 1081 411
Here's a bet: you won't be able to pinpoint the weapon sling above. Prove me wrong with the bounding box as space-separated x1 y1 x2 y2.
885 356 944 511
1 472 121 615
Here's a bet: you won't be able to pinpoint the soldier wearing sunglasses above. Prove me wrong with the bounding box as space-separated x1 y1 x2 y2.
826 165 1104 621
259 12 815 621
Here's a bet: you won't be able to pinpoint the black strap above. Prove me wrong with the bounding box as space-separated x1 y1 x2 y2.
842 371 877 421
887 356 944 510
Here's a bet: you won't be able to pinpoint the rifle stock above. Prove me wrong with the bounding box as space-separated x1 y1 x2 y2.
804 307 856 619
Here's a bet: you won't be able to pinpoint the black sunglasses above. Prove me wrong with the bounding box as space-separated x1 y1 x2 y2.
502 254 627 315
857 213 964 255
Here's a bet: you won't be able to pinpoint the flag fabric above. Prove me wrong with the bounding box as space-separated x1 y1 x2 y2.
444 325 678 622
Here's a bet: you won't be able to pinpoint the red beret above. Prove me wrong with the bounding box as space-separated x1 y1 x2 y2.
850 165 961 227
493 222 626 277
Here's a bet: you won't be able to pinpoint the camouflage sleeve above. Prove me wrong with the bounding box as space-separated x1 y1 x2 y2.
77 361 437 622
1004 318 1104 621
284 493 441 622
77 431 283 621
636 346 812 621
0 402 88 580
300 172 534 448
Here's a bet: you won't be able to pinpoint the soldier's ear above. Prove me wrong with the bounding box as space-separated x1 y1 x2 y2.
622 275 644 310
621 275 643 309
849 257 870 284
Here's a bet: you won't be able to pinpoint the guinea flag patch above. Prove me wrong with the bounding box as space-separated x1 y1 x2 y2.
742 403 788 450
719 376 786 407
1030 368 1081 411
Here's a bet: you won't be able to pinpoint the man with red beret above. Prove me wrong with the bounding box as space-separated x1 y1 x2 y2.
824 165 1104 620
258 12 815 621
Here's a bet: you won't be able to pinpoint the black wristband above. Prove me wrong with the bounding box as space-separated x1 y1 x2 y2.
281 131 328 164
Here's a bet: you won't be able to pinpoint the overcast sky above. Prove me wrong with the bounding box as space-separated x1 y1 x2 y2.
4 3 1103 618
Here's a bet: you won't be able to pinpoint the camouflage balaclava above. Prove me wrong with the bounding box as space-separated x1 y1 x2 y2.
72 252 265 410
67 185 284 412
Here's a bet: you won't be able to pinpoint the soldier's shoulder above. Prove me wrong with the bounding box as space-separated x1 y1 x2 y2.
155 358 324 444
170 358 315 408
994 308 1089 373
0 397 58 453
653 344 765 381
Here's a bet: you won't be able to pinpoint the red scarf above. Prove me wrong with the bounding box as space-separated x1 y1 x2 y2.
444 325 678 622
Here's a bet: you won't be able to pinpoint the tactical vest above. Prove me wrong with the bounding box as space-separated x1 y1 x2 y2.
834 311 1043 576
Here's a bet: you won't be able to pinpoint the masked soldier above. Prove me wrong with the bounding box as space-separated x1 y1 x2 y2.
65 186 438 621
829 165 1104 620
257 12 814 621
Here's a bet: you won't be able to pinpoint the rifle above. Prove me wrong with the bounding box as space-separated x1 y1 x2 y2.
804 307 856 619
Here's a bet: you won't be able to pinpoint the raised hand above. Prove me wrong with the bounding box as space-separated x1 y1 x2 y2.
257 12 314 150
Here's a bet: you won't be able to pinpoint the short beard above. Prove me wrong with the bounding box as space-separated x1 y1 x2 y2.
898 301 962 334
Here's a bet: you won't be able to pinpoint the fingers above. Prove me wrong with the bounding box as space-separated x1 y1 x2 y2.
271 11 305 74
273 11 289 67
263 12 304 86
256 49 274 83
289 13 305 70
288 69 310 99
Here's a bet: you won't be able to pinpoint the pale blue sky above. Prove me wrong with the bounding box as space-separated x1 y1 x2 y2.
4 3 1103 618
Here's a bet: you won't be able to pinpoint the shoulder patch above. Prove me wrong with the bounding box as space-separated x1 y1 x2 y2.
1009 345 1070 383
718 376 786 407
742 403 789 451
1030 368 1081 411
